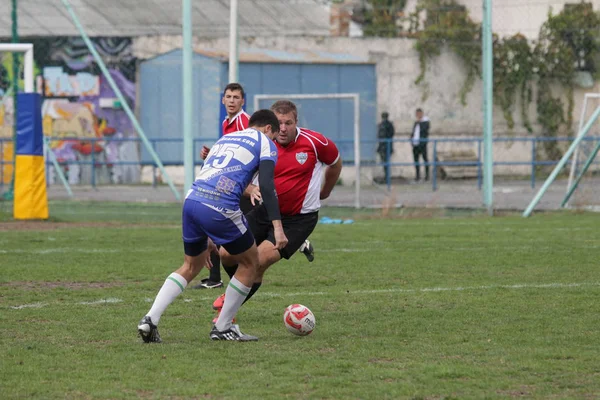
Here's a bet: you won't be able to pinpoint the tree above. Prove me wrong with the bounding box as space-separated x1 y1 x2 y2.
354 0 408 37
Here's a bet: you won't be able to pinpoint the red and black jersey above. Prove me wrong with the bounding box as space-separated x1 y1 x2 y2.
274 127 339 216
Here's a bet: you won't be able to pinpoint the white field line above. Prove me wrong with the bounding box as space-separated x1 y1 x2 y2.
2 244 598 255
360 220 599 230
78 298 123 305
0 248 120 254
7 282 600 311
9 302 48 310
203 282 600 300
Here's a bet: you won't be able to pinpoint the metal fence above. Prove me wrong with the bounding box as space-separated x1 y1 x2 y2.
366 136 600 191
2 135 599 193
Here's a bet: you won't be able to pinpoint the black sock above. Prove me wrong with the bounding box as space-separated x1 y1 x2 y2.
222 264 238 280
242 282 262 305
208 252 221 282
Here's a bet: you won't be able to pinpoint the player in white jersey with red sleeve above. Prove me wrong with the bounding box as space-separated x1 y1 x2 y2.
216 100 342 309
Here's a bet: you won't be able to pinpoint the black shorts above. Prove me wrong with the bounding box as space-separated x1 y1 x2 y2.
239 196 257 215
246 204 318 260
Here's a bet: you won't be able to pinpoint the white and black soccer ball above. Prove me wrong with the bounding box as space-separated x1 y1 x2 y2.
283 304 316 336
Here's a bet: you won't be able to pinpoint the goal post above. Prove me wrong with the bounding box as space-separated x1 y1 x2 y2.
0 43 51 218
253 93 362 208
1 43 34 201
563 92 600 208
523 99 600 217
0 43 34 93
0 42 72 199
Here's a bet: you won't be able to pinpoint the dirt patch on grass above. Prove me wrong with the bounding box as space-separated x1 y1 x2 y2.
0 221 178 231
368 358 396 363
496 386 534 397
0 281 124 290
349 207 495 220
0 221 129 231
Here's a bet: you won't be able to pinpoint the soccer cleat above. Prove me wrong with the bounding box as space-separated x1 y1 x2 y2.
210 324 258 342
137 316 162 343
212 293 226 311
299 239 314 262
191 278 224 290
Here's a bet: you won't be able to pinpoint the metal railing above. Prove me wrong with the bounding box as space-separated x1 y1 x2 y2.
1 135 599 191
352 136 600 191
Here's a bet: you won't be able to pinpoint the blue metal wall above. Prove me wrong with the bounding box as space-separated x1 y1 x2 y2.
140 50 376 164
139 50 221 164
241 63 377 163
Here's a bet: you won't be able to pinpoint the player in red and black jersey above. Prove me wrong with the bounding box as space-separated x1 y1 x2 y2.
216 100 343 313
194 83 251 290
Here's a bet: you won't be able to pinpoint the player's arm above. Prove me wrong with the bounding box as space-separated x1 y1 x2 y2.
258 160 288 250
320 157 342 200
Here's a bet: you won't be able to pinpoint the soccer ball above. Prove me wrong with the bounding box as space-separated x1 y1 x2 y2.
283 304 316 336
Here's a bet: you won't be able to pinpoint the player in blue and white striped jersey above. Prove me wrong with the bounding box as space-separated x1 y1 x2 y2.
138 109 288 342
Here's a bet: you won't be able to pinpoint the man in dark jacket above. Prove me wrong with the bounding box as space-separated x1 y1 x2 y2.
376 112 395 182
411 108 430 181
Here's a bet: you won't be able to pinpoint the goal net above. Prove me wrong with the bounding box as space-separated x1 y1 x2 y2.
565 93 600 211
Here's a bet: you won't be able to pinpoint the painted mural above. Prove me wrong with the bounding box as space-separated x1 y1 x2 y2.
0 37 140 184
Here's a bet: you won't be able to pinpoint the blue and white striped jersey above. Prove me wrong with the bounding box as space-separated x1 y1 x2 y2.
186 128 278 210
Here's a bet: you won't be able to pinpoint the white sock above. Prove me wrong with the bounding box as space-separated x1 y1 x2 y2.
146 273 188 325
215 276 250 331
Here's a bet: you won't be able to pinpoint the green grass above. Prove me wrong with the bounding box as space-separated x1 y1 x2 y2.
1 202 600 399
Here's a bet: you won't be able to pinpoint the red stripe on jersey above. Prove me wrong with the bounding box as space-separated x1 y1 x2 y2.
222 110 250 135
275 128 339 215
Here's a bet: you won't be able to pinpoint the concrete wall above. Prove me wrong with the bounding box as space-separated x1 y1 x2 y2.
134 35 600 182
404 0 600 40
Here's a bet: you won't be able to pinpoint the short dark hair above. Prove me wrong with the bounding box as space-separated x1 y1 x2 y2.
223 82 245 98
416 108 423 113
249 109 280 133
270 100 298 120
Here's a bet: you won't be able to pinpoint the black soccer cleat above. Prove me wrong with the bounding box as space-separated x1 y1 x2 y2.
138 316 162 343
300 239 314 262
191 278 224 289
210 324 258 342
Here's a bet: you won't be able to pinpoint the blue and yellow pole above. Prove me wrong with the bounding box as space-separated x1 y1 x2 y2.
13 93 48 219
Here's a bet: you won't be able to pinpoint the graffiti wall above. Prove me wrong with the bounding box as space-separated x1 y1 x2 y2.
0 37 140 184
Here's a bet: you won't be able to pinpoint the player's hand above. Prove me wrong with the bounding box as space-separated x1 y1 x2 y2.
319 190 331 200
249 186 262 205
200 145 210 160
205 238 217 269
273 227 288 250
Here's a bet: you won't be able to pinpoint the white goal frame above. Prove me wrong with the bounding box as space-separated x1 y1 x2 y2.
253 93 362 208
0 43 72 196
0 43 34 93
566 92 600 206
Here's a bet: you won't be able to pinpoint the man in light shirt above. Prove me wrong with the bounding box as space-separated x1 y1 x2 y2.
410 108 430 181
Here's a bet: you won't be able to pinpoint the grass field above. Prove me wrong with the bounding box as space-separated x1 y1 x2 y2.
1 201 599 399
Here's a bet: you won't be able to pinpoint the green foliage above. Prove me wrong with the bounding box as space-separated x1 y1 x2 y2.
361 0 408 37
414 0 481 105
413 0 600 157
0 53 42 94
0 53 21 92
531 3 600 157
493 34 534 132
545 2 600 75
